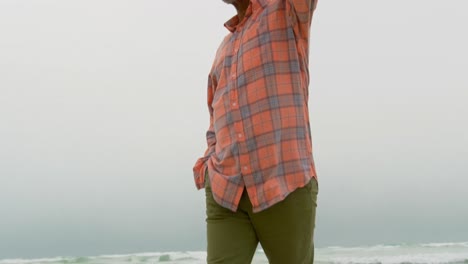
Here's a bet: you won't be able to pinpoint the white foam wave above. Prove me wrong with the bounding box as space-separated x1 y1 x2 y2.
0 257 66 264
325 253 468 264
421 242 468 248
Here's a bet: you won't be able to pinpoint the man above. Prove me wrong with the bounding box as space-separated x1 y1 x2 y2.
193 0 319 263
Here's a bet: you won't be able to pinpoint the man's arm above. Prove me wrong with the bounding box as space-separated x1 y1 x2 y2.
192 75 216 190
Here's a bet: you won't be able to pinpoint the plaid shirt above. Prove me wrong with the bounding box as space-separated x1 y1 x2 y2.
193 0 318 213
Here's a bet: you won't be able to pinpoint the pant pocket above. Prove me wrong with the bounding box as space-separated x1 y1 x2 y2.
311 176 318 193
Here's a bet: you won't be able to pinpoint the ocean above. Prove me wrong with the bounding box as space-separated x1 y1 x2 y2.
1 242 467 264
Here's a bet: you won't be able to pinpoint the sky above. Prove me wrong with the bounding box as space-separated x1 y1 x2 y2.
0 0 467 260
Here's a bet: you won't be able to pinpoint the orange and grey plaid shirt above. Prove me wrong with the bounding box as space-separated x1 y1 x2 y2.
193 0 318 213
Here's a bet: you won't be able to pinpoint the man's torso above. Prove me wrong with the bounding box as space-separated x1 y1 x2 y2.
202 0 318 213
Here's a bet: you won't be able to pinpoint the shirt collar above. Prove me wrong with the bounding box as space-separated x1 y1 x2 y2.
223 0 265 33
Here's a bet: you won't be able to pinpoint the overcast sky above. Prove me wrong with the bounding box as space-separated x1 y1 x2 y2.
0 0 467 260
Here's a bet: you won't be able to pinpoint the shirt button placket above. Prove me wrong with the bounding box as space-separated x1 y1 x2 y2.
230 37 240 110
232 32 247 174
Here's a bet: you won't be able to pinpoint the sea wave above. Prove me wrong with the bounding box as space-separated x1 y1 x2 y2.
420 242 468 248
1 241 468 264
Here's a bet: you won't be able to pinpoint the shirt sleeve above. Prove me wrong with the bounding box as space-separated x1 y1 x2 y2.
192 74 217 190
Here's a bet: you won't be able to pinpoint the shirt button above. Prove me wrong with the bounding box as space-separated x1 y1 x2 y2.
238 133 243 138
232 102 237 106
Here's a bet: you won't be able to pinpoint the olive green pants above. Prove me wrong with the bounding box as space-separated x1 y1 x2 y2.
205 171 318 264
